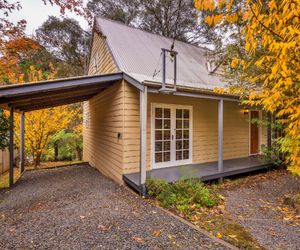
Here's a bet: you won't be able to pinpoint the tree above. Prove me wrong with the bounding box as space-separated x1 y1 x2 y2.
35 16 90 77
0 109 9 150
13 66 81 167
87 0 204 44
87 0 140 25
195 0 300 174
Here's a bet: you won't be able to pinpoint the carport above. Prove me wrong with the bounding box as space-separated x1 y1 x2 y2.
0 72 141 187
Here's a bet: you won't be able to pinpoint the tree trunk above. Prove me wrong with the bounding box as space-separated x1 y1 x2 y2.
34 153 41 169
76 146 82 161
54 142 58 161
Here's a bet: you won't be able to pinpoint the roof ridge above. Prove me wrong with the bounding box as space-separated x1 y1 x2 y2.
95 16 210 53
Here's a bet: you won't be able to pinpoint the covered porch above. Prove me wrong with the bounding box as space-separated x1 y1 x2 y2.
123 155 273 192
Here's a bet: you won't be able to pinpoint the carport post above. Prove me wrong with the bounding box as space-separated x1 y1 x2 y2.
218 99 224 183
9 106 14 188
139 86 147 195
20 112 25 173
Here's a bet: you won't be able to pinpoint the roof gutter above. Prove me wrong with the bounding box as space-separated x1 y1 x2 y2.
143 81 240 102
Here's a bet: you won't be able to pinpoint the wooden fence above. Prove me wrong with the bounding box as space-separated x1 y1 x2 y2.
0 149 18 175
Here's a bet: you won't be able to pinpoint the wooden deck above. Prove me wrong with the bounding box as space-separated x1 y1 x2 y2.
123 155 273 193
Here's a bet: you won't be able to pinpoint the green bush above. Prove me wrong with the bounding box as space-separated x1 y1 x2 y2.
146 177 220 210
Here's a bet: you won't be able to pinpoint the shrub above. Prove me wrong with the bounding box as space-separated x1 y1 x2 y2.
146 177 220 210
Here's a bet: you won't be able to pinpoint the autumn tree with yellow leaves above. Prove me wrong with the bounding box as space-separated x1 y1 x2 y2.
195 0 300 174
10 66 81 167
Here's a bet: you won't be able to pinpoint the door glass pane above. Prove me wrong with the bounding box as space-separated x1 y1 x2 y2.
183 130 189 139
183 109 189 119
155 108 162 118
183 140 189 149
176 109 182 118
183 120 189 128
164 130 170 140
155 119 162 129
155 152 163 163
164 141 170 151
176 119 182 129
164 119 171 129
155 131 162 140
176 130 182 139
164 152 170 161
176 140 182 150
164 109 170 118
155 142 162 151
176 151 182 160
183 150 189 160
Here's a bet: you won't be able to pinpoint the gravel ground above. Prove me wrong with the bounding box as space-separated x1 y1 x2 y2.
0 165 230 250
225 171 300 250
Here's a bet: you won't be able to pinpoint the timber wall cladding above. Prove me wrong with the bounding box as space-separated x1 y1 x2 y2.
123 83 256 174
83 81 124 183
88 33 118 75
83 32 123 182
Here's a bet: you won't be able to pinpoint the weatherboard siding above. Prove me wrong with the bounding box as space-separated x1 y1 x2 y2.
122 84 267 174
83 81 124 183
83 33 122 183
88 33 118 75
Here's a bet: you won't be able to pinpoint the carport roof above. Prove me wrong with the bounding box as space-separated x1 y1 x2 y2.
0 72 140 112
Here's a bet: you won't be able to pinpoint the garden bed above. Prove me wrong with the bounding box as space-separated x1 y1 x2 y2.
146 168 300 249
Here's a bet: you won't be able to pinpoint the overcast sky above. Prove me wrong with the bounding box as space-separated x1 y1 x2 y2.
8 0 90 35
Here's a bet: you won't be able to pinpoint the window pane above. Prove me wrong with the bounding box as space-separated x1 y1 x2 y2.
183 109 189 119
163 130 170 140
183 150 189 160
176 109 182 118
176 140 182 150
155 119 162 129
183 140 189 149
176 119 182 129
155 108 162 118
155 131 162 140
164 108 170 118
183 120 189 129
164 119 171 129
155 142 162 152
163 152 170 162
176 130 182 139
183 130 189 139
176 151 182 160
164 141 170 151
155 153 163 163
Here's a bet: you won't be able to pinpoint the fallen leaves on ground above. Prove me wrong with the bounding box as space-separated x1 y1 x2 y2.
132 236 144 244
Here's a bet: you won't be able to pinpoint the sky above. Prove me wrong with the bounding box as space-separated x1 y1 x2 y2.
8 0 90 35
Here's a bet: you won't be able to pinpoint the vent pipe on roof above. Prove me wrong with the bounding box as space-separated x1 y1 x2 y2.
159 48 177 94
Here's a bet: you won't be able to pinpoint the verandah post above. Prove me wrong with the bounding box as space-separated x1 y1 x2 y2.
218 99 224 182
267 112 272 150
9 106 14 188
139 86 147 195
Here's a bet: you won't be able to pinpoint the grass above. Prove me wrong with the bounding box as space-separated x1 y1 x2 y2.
0 168 21 190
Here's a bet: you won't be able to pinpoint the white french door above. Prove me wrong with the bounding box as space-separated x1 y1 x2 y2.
152 104 192 169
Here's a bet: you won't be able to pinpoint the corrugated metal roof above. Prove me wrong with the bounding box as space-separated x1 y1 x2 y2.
95 17 226 90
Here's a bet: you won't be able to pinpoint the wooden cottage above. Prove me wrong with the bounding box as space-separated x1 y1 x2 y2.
83 17 272 193
0 17 272 191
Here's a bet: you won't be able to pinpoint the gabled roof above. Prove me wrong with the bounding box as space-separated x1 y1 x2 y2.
94 17 226 91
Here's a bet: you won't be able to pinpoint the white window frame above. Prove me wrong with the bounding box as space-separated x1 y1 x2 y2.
151 103 193 169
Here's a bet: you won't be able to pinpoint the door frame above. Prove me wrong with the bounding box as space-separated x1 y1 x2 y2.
248 110 262 155
151 103 193 169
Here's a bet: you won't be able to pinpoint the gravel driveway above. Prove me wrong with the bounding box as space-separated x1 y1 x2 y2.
0 164 230 250
225 172 300 250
